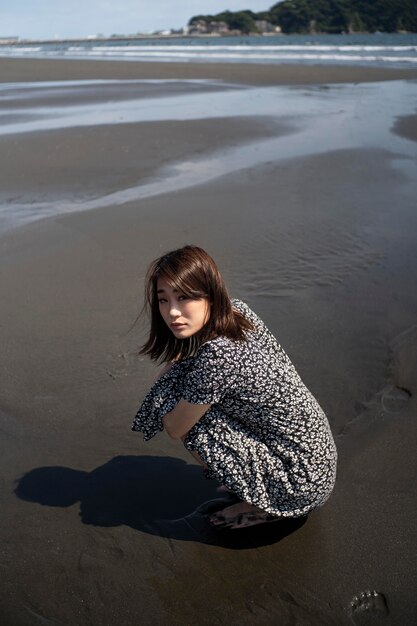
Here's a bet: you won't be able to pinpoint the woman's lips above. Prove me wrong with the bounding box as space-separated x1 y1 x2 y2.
171 323 186 329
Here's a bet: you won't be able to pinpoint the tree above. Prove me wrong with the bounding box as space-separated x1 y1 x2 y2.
189 0 417 34
216 10 258 33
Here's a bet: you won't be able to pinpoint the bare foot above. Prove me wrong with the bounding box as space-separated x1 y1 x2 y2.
209 501 280 529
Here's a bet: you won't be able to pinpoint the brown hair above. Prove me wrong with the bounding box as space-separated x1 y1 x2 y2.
140 245 252 362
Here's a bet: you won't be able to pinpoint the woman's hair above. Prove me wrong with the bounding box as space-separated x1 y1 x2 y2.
140 245 253 362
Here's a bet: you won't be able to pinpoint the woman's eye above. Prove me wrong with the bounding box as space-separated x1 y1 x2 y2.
178 295 188 301
158 298 167 304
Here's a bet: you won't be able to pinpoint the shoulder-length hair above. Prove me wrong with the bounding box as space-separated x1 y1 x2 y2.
140 245 252 363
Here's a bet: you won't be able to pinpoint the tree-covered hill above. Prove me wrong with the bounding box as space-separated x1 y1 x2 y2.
188 0 417 34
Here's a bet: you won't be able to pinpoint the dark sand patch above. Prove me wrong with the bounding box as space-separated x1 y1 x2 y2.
1 56 417 86
391 112 417 143
0 79 237 110
0 116 289 201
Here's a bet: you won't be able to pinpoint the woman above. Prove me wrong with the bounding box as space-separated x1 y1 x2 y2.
132 245 337 529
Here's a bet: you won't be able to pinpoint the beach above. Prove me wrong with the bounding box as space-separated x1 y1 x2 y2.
1 56 417 625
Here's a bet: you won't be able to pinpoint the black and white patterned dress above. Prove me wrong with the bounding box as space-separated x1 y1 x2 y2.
132 299 337 517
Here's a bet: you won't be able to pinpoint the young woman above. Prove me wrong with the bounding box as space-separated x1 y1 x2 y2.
132 245 337 529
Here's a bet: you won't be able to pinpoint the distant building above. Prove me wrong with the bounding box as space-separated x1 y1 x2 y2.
0 36 19 44
208 21 229 35
188 20 230 36
188 20 210 35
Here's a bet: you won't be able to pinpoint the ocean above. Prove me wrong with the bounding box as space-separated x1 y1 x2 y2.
1 33 417 68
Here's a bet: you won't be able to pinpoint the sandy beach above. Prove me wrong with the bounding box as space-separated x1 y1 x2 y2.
1 57 417 625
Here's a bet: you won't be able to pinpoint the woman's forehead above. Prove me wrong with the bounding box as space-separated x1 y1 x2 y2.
156 278 176 293
156 276 180 292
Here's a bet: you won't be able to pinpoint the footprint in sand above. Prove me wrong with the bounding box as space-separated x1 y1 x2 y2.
380 384 411 414
390 325 417 397
349 590 389 624
379 324 416 414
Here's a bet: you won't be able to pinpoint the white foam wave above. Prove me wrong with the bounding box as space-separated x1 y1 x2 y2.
0 46 42 53
92 44 417 52
64 49 417 64
1 42 416 67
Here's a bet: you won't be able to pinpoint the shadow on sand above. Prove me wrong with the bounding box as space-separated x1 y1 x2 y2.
15 455 307 549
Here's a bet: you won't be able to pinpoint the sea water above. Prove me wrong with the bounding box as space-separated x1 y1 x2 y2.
1 33 417 69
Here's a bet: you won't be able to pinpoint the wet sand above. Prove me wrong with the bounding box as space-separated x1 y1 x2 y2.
2 55 417 85
1 59 417 625
392 113 417 143
0 116 285 201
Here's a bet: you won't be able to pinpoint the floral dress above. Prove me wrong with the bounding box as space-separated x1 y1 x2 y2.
132 300 337 517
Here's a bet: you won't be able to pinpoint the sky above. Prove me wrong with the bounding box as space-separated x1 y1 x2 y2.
0 0 277 40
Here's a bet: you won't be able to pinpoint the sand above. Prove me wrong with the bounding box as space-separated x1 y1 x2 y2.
2 56 417 85
392 113 417 143
1 58 417 625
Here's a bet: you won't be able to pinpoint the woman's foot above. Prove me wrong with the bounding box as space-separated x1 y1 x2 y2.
209 501 280 529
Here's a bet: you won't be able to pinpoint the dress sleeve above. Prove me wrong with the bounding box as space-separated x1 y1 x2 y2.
181 340 237 405
231 298 267 333
232 298 279 348
131 360 192 441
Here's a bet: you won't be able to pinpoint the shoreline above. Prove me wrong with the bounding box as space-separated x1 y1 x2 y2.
2 31 416 45
1 73 415 235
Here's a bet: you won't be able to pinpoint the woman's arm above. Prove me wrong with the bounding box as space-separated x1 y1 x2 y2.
162 399 211 440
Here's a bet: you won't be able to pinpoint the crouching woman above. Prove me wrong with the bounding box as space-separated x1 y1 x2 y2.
132 245 337 529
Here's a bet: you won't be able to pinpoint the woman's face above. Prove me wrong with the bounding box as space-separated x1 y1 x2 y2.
157 278 210 339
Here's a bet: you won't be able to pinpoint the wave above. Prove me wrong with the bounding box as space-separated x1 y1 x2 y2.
59 49 417 64
0 47 42 53
1 42 416 67
88 44 417 52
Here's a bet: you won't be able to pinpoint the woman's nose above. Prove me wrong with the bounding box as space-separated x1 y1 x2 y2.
169 305 180 318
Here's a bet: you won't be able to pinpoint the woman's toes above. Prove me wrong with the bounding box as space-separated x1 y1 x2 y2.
206 502 277 529
229 514 262 529
208 513 226 526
